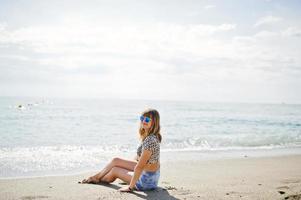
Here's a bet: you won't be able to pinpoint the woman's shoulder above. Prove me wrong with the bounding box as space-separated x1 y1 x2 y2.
143 134 159 144
142 134 160 151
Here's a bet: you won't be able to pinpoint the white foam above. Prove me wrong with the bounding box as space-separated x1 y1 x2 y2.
0 145 132 178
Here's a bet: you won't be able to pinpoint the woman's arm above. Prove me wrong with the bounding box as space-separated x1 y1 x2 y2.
119 150 151 192
129 150 151 189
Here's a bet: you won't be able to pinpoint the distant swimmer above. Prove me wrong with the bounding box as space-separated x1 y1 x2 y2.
17 104 25 110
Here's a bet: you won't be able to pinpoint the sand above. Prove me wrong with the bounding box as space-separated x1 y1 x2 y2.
1 154 301 200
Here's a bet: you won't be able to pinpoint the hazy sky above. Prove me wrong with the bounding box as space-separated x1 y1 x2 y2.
0 0 301 103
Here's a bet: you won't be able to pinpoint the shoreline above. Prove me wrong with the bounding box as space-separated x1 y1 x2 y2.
1 154 301 199
1 147 301 180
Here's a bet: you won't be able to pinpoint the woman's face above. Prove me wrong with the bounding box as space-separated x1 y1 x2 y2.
141 115 152 131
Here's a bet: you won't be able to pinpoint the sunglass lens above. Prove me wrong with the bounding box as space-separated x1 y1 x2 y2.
140 116 144 122
145 117 150 123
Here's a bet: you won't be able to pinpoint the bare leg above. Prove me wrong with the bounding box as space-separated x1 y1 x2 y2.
101 167 132 184
81 157 137 184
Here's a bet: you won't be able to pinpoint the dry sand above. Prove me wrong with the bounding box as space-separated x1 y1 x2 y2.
1 154 301 200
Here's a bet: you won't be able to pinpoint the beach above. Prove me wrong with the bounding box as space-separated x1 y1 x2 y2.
1 97 301 199
1 154 301 200
1 0 301 198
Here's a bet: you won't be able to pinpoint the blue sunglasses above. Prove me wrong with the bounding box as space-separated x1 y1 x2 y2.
140 116 151 123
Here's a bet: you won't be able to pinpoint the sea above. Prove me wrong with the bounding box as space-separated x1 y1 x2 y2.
0 96 301 179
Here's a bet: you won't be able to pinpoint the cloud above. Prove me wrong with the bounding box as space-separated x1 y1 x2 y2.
254 15 283 27
254 30 279 38
252 27 301 38
282 27 301 37
0 22 237 61
204 5 216 10
1 20 299 80
0 8 300 103
0 23 7 31
231 30 301 76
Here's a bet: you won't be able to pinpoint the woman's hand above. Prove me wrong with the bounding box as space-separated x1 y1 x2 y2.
119 186 134 192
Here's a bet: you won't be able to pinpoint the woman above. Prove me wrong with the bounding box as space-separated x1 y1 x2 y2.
81 108 162 192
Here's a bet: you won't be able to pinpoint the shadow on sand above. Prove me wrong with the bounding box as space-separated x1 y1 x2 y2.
84 182 180 200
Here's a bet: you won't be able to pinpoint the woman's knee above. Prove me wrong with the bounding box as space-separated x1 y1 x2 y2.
111 157 121 166
110 166 119 175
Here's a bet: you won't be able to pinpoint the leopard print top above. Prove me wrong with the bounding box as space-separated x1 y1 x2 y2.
137 134 160 164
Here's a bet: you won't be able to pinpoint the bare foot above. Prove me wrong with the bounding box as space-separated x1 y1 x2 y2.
81 176 100 184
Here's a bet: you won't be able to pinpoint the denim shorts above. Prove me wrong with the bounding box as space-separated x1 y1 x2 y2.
135 169 160 191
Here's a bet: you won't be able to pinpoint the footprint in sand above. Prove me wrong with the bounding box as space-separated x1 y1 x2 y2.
284 194 301 200
277 186 290 190
277 185 290 196
164 186 177 190
281 179 301 184
226 191 238 195
21 195 49 200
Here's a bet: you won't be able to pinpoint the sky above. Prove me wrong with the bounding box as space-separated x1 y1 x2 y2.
0 0 301 103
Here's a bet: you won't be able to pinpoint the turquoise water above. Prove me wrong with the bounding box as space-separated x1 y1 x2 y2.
0 96 301 178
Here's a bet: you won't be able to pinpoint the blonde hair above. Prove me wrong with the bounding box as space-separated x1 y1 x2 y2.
139 108 162 142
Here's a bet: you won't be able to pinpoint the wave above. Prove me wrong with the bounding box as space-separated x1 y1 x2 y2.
1 143 301 178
